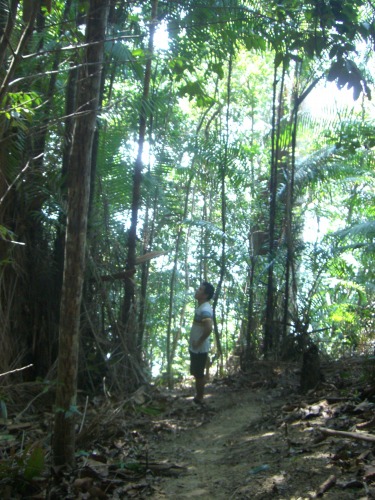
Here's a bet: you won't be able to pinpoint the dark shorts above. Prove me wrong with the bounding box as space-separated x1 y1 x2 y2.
189 351 208 378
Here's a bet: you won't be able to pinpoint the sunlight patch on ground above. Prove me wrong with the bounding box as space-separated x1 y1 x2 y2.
261 431 276 438
302 451 331 460
192 449 206 456
239 430 276 444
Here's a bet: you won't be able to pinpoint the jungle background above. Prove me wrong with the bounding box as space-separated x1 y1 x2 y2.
1 0 375 480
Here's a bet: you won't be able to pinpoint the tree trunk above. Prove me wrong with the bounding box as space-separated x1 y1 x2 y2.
52 60 79 326
264 58 286 358
282 93 298 344
0 1 40 378
212 51 233 362
282 75 321 347
52 0 109 467
166 164 194 386
137 195 156 356
243 255 256 369
123 0 158 319
120 0 158 390
23 0 75 379
300 344 321 392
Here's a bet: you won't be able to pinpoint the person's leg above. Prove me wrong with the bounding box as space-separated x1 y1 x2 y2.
205 355 210 380
190 351 208 403
195 376 205 401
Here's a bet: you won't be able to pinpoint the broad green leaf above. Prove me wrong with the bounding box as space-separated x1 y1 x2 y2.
131 48 144 58
0 434 16 445
24 447 45 481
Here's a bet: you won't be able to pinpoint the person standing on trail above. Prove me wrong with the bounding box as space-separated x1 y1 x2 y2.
189 281 215 405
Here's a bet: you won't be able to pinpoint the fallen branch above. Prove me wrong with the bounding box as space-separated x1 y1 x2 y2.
316 474 336 497
318 426 375 443
78 395 89 434
0 364 33 378
357 417 375 430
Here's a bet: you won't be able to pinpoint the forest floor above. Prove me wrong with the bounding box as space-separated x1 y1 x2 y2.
2 357 375 499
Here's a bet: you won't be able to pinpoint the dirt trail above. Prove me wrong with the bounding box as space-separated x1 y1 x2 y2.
145 362 372 500
151 384 270 499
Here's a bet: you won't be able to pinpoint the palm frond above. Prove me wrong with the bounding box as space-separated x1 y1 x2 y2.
334 220 375 240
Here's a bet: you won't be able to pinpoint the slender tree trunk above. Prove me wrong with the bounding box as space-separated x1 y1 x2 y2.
52 61 79 328
212 52 233 361
53 0 109 466
137 193 157 354
264 58 286 358
282 74 321 343
119 0 158 391
137 81 158 359
166 164 194 386
123 0 158 321
282 104 298 341
244 255 256 366
23 0 75 378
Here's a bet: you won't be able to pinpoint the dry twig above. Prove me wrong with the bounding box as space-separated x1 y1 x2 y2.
318 426 375 443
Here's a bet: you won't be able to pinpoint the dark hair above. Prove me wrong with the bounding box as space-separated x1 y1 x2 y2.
202 281 215 300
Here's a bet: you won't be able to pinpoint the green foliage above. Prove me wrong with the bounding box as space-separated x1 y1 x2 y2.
362 357 375 384
135 405 165 416
54 404 81 419
23 446 45 481
0 399 7 421
0 226 17 245
327 58 371 100
0 444 45 491
2 0 375 389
